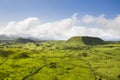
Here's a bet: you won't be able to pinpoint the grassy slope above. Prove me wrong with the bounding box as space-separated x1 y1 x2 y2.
67 36 104 46
67 36 85 46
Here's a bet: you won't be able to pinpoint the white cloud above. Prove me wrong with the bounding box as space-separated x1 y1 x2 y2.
0 14 120 40
82 14 95 23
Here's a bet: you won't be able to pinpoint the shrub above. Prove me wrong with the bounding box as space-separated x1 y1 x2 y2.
82 53 87 57
117 74 120 79
49 62 57 68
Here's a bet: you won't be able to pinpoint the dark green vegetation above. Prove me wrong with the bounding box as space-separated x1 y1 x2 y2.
0 36 120 80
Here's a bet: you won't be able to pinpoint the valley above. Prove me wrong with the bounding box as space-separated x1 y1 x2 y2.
0 36 120 80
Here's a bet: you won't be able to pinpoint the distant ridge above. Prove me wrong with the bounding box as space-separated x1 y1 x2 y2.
0 35 18 40
0 34 41 41
27 37 40 41
67 36 104 45
15 38 34 43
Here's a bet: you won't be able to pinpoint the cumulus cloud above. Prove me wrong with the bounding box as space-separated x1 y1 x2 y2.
0 13 120 40
82 14 95 23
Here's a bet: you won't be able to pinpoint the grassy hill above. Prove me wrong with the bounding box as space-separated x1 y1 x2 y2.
67 36 104 46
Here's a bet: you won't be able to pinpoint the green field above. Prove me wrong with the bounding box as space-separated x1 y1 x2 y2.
0 37 120 80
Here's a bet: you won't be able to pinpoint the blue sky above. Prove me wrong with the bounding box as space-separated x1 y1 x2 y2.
0 0 120 23
0 0 120 40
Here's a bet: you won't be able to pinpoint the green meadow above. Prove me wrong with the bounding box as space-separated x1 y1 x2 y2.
0 36 120 80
